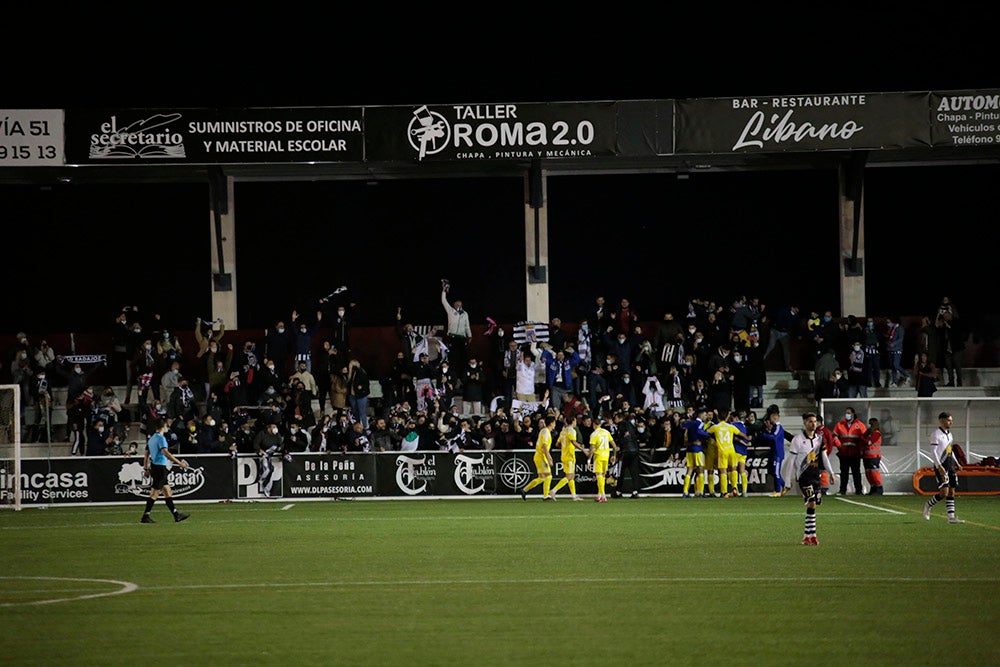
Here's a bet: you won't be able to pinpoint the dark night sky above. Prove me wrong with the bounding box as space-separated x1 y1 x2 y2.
2 16 998 338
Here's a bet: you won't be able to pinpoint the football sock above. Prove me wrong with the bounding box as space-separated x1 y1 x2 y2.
542 477 551 497
804 506 816 538
597 475 605 496
523 478 542 493
568 479 576 495
552 478 568 494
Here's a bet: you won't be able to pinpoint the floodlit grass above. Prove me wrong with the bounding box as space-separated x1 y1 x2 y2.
2 495 999 666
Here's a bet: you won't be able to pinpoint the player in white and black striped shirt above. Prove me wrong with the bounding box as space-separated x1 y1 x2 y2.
923 412 965 523
791 412 836 545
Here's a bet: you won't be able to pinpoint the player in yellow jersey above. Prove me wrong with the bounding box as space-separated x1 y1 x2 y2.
550 414 586 501
703 413 720 497
521 415 557 500
706 411 745 498
587 418 618 502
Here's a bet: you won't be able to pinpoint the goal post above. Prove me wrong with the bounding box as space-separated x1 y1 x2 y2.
0 384 22 511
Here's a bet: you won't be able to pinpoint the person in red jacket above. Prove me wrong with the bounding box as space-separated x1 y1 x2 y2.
832 406 866 495
815 415 838 496
862 417 884 495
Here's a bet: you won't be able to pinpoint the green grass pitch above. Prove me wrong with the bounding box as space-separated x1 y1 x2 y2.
2 494 999 666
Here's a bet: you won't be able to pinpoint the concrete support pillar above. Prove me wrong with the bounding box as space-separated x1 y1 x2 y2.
209 175 238 328
838 163 867 318
524 170 549 324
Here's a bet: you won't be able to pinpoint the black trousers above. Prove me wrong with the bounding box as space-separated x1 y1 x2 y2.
838 454 863 494
619 449 642 494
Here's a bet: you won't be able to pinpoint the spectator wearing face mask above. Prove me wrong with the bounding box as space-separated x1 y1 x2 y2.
832 407 866 495
167 374 198 424
325 300 355 358
812 310 839 359
347 359 371 429
264 320 293 378
159 360 183 410
285 421 310 453
846 340 870 398
29 367 53 442
256 357 283 398
729 346 751 414
540 344 580 412
195 413 222 453
32 339 56 376
461 356 486 417
194 316 226 359
85 417 113 456
9 347 33 433
129 338 158 408
817 368 848 402
603 326 640 370
155 327 183 377
291 308 323 372
8 331 31 372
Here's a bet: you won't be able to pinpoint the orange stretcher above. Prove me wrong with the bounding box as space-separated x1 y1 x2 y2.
912 465 1000 495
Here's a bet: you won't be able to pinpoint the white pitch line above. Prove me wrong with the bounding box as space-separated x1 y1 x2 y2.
0 510 903 531
0 576 138 606
281 504 295 511
834 497 905 514
137 574 997 592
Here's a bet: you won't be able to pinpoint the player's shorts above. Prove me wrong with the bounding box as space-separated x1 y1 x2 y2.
533 453 551 474
798 468 823 504
685 451 705 468
704 442 718 468
149 464 168 489
561 455 577 474
716 446 736 470
593 455 610 475
734 451 748 467
934 460 959 489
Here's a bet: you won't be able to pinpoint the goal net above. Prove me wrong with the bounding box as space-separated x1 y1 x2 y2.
0 384 22 511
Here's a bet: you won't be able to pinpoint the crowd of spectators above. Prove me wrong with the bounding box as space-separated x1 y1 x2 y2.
4 291 968 466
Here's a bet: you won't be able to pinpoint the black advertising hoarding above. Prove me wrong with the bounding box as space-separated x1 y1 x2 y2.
375 450 503 497
675 92 931 154
929 90 1000 147
615 100 674 156
282 454 377 498
364 101 626 163
63 107 364 164
3 455 234 505
2 447 774 505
